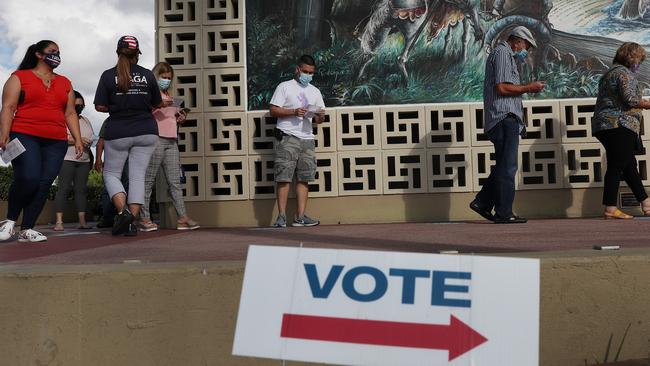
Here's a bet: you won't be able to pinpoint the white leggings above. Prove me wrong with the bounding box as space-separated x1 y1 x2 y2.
103 135 158 205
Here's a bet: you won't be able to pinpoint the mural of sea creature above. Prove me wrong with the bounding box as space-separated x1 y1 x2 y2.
357 0 484 80
619 0 650 19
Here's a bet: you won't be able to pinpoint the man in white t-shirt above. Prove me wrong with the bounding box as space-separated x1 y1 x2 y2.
269 55 326 227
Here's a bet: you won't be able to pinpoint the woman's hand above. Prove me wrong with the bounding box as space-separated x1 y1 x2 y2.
94 158 103 172
0 134 9 150
82 137 92 147
176 109 188 124
74 140 84 159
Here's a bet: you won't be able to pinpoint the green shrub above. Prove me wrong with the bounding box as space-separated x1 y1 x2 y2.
0 165 104 218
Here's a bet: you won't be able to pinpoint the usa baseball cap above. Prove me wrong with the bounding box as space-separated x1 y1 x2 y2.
117 35 142 54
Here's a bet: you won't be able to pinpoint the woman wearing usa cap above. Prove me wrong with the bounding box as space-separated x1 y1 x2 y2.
94 35 163 236
0 40 84 243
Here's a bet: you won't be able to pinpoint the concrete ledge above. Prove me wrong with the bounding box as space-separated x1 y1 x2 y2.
161 188 610 228
1 251 649 366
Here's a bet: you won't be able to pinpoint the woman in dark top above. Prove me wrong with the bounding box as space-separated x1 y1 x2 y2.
94 35 162 236
0 40 83 242
592 42 650 219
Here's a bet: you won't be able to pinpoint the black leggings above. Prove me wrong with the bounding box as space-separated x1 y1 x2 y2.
596 127 648 206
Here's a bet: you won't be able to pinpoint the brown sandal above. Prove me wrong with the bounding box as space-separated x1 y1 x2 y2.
604 208 633 220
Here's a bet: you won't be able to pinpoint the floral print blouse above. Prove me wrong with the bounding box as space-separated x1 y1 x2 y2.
592 65 643 135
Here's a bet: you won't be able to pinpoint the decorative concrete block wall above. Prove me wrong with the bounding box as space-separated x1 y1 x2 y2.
156 0 648 208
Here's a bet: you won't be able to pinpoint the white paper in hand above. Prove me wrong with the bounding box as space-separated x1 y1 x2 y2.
303 104 321 119
0 138 26 164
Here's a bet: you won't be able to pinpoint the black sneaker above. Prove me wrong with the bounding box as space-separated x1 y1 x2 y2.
469 200 494 222
494 215 527 224
96 219 114 228
124 223 138 237
112 209 133 236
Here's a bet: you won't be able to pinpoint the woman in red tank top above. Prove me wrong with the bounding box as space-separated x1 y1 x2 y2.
0 40 84 243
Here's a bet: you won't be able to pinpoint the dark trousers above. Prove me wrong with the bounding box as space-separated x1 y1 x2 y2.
7 132 67 229
596 127 648 206
54 160 92 213
474 116 520 219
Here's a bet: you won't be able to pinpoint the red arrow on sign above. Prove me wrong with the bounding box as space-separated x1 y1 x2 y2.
281 313 488 361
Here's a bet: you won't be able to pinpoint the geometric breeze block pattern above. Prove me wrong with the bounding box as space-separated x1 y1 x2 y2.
382 149 427 194
173 69 203 112
518 144 562 190
205 156 249 200
203 25 245 68
177 112 203 156
179 157 205 201
337 107 381 151
338 151 382 196
469 102 491 147
247 111 277 155
204 112 248 156
427 148 473 193
309 153 339 197
634 149 650 186
560 98 598 144
248 155 276 200
562 143 605 188
203 0 244 25
520 100 560 145
204 68 246 112
425 103 471 148
313 110 337 152
471 145 509 192
380 106 426 149
158 27 202 69
157 0 201 27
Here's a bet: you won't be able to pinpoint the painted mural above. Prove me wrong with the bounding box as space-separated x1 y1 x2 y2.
246 0 650 110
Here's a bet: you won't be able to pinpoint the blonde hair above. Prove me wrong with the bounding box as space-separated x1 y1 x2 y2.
613 42 646 68
152 61 174 94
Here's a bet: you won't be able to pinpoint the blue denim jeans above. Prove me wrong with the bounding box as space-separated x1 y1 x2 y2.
7 132 67 229
474 116 520 219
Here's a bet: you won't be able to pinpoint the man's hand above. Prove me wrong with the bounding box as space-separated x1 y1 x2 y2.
314 109 326 124
295 108 307 118
527 81 546 93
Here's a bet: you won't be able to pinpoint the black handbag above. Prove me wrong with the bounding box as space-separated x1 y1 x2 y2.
635 134 645 155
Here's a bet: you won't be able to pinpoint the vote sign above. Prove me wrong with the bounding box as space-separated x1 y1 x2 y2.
233 246 539 365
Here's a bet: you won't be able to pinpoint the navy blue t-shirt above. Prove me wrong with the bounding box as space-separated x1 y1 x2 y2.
93 64 162 140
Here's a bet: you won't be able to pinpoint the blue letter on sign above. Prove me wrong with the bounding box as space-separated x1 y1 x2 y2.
342 266 388 302
389 268 430 304
304 264 344 299
431 271 472 308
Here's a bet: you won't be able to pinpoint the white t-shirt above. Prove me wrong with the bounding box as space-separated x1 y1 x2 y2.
269 79 325 140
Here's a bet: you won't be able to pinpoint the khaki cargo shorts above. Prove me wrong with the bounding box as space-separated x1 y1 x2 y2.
274 133 316 182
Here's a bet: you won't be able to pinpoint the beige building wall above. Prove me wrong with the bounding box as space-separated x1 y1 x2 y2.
154 1 650 227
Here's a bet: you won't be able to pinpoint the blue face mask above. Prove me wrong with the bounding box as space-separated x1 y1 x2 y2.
514 49 528 61
630 63 641 73
157 78 171 90
298 72 313 86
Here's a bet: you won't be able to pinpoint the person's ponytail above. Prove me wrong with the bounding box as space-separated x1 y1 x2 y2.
116 48 139 93
18 40 55 70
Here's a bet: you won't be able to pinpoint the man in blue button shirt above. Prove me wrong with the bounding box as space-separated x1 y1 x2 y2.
470 26 546 224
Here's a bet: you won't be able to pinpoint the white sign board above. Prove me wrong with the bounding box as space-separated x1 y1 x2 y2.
233 246 540 366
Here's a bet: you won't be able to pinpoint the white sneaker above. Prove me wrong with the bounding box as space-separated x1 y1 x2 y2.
0 220 16 241
18 229 47 243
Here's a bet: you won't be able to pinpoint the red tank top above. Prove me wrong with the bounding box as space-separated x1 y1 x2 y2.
11 69 71 140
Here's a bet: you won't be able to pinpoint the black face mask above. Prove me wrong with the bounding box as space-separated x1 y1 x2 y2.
75 105 84 115
43 52 61 69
